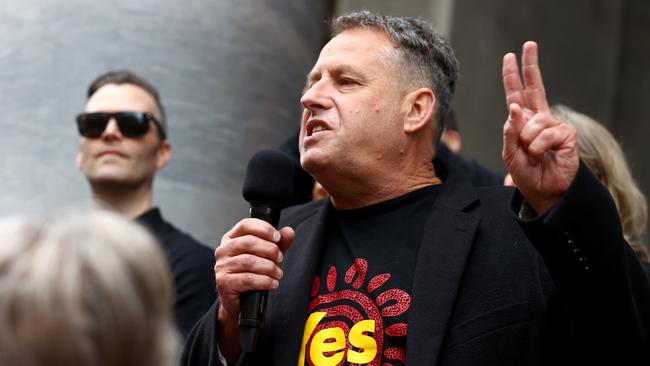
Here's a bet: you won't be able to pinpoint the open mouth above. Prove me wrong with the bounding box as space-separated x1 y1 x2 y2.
311 125 327 135
306 120 330 137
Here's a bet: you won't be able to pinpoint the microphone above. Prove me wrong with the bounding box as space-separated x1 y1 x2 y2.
239 149 295 354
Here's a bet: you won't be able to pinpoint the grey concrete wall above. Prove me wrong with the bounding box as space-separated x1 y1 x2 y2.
0 1 332 246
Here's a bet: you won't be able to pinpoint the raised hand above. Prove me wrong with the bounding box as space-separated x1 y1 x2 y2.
502 41 579 214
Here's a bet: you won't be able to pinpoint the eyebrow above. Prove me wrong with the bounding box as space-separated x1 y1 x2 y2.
305 64 363 85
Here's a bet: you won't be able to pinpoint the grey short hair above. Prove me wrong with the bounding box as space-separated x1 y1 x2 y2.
332 11 460 142
0 212 178 366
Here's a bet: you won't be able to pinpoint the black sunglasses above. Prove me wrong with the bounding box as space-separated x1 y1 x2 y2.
76 112 166 139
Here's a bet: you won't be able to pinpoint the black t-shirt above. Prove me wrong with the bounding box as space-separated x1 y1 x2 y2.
136 208 216 339
300 185 440 366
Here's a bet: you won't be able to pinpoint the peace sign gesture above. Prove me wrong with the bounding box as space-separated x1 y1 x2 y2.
502 41 579 214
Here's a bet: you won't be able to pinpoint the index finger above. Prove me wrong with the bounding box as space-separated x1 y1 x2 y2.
224 218 281 243
502 52 525 108
521 41 549 112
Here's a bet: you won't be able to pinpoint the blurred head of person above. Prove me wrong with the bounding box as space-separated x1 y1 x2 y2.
312 181 329 201
0 212 178 366
440 109 462 153
552 104 649 262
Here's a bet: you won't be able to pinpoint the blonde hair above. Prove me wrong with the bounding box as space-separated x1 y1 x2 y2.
551 104 649 262
0 212 178 366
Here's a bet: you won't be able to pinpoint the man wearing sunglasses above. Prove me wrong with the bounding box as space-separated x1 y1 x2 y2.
75 70 216 339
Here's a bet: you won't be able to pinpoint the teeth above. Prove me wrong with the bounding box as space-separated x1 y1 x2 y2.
312 125 326 133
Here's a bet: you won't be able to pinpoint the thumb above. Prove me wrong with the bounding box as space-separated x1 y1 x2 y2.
277 226 295 254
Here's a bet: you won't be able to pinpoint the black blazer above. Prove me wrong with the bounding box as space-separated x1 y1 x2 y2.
181 163 650 365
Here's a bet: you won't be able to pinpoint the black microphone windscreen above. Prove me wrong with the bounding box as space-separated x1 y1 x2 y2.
242 149 295 207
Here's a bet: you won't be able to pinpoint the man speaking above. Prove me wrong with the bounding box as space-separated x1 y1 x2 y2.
183 11 650 365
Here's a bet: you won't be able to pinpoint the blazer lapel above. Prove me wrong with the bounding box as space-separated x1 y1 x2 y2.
267 202 333 365
406 172 480 365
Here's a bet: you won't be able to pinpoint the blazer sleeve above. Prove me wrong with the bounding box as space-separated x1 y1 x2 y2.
513 161 650 361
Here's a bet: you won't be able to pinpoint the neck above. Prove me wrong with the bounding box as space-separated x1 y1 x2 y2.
324 157 440 210
90 181 153 219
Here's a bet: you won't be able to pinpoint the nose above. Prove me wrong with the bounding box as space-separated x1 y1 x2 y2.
300 79 333 112
101 118 123 140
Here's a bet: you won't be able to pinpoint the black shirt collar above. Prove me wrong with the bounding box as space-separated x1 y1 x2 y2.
135 207 165 234
333 185 440 221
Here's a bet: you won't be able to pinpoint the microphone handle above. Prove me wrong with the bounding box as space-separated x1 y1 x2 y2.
239 205 280 353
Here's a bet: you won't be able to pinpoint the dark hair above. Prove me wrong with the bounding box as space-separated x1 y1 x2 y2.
87 70 167 137
332 11 460 143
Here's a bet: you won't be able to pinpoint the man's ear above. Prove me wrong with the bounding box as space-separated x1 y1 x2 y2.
402 88 435 134
156 140 172 169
